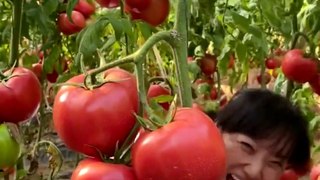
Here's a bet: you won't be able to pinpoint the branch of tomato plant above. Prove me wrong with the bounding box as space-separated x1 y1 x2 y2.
84 31 174 87
120 0 130 55
9 0 24 67
171 0 193 107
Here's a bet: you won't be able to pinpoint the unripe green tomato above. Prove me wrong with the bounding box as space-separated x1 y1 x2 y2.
0 123 21 169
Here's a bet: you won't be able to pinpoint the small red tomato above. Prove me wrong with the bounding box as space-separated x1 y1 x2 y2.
265 58 280 69
257 72 271 84
147 84 171 110
96 0 120 8
280 169 299 180
31 63 43 80
57 11 86 35
74 0 95 19
199 54 217 76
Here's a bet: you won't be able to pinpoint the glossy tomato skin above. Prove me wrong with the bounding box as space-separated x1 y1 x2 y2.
125 0 151 11
74 0 95 19
71 159 137 180
53 68 138 158
0 68 42 123
96 0 120 8
0 124 21 169
138 0 169 26
132 108 227 180
281 49 318 83
147 84 171 110
57 11 86 35
280 170 299 180
265 58 280 69
31 62 43 80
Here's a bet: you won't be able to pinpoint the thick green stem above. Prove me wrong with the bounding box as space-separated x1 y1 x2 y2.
9 0 24 67
172 0 192 107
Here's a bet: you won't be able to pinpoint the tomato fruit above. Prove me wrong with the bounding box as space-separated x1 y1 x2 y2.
46 58 69 83
199 54 217 76
126 0 169 26
125 0 151 11
265 58 280 69
31 62 43 80
0 123 21 169
53 68 138 157
71 159 136 180
96 0 120 8
132 108 227 180
124 5 142 20
57 11 86 35
0 67 42 123
280 170 299 180
281 49 318 83
74 0 95 19
147 84 171 111
257 72 271 84
309 74 320 95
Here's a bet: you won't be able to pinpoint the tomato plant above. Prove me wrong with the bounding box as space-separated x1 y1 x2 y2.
0 67 42 123
132 108 227 180
53 68 138 157
0 123 20 170
71 159 136 180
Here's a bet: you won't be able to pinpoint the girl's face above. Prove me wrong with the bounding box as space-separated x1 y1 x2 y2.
223 133 289 180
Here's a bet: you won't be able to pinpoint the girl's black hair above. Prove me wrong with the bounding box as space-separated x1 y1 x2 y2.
216 88 310 171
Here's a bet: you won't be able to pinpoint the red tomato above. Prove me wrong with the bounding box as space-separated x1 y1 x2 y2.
210 87 218 100
199 54 217 76
147 84 171 111
192 103 203 112
96 0 120 8
0 68 42 123
257 72 271 84
53 68 138 158
125 0 151 11
74 0 95 19
127 0 169 26
31 63 43 80
71 159 137 180
132 108 227 180
265 58 280 69
194 77 214 85
46 59 69 83
280 170 299 180
310 165 320 180
281 49 318 83
57 11 86 35
124 5 142 20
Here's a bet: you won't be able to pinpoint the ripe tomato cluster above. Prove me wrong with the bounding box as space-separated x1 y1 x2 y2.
57 0 95 35
51 67 227 180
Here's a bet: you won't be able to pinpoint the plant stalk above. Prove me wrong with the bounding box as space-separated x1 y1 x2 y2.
172 0 192 107
9 0 24 67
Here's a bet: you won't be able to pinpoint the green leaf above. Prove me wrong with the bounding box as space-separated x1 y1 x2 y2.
43 0 59 15
229 10 250 33
43 46 61 74
109 17 125 41
138 22 152 39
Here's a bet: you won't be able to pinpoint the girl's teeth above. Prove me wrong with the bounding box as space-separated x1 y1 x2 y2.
231 174 241 180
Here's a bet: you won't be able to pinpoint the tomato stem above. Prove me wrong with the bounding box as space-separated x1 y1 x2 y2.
172 0 193 107
9 0 24 67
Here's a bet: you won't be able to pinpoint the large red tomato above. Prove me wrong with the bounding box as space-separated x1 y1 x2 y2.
57 11 86 35
281 49 318 83
74 0 96 19
0 67 42 123
71 159 136 180
132 108 227 180
125 0 169 26
147 84 171 110
96 0 120 8
53 68 138 158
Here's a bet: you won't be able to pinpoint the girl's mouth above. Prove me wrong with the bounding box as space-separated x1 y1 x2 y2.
227 173 242 180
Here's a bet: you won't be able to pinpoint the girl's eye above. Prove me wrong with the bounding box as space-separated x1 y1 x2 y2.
240 141 255 153
269 160 283 168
